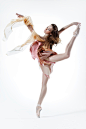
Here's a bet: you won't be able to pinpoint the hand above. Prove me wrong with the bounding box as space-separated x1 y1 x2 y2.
16 13 24 18
39 51 53 60
72 22 81 26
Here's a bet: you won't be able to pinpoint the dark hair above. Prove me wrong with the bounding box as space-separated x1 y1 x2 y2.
44 24 61 49
51 24 59 38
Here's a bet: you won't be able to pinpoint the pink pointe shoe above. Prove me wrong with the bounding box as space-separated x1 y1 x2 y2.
36 104 42 118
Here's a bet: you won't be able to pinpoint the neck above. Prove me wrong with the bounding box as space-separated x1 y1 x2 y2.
43 33 49 38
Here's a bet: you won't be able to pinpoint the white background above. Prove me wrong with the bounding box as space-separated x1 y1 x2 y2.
0 0 86 129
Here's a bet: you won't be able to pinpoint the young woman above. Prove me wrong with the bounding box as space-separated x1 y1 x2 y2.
3 13 81 118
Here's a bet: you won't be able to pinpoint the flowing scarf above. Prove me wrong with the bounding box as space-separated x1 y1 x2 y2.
3 15 45 56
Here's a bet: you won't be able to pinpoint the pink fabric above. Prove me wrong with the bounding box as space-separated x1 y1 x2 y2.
30 40 56 78
44 74 50 78
30 40 42 61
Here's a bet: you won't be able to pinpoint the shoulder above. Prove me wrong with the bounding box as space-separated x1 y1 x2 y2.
58 28 65 35
58 31 61 35
39 35 45 40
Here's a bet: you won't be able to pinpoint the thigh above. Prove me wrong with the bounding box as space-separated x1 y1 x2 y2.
39 63 51 76
46 53 68 63
42 72 49 86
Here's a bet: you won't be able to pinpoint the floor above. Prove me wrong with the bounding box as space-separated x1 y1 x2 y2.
0 105 86 129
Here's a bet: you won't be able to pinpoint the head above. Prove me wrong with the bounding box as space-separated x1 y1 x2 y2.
44 25 53 35
44 24 58 38
44 24 61 49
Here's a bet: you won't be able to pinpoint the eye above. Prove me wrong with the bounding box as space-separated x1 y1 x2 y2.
47 27 50 31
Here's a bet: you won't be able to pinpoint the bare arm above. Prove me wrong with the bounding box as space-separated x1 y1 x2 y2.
16 13 34 32
58 22 81 35
16 13 24 18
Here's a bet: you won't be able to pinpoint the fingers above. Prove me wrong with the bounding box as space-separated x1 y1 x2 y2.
39 52 50 60
78 22 81 25
16 13 19 15
77 23 81 28
74 22 81 26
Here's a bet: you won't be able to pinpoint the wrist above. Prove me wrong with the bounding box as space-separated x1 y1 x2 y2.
71 22 74 26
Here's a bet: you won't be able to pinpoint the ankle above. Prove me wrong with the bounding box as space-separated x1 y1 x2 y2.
37 104 41 107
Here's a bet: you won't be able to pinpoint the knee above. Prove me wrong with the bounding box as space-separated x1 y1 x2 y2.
42 82 47 87
42 83 47 90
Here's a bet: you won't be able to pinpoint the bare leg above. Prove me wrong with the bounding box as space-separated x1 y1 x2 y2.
36 70 49 117
65 24 80 56
37 72 49 106
36 33 77 106
47 25 80 63
47 35 76 62
37 34 77 103
36 24 80 117
65 35 76 57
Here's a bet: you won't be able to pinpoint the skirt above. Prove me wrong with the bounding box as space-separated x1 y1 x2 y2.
29 40 58 78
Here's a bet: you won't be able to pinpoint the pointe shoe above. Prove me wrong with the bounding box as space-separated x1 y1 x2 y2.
36 104 42 118
73 31 78 37
73 24 81 37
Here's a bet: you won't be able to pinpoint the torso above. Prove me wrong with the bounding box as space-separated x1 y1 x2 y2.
38 35 51 49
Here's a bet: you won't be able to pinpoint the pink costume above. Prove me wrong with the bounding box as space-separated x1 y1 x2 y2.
30 40 56 78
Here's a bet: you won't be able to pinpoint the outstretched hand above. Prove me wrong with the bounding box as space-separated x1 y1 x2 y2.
72 22 81 26
16 13 24 18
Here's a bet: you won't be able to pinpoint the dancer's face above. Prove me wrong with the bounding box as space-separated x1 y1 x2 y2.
44 25 53 35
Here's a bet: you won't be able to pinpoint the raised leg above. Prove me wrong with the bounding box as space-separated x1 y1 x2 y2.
65 24 80 56
65 35 76 57
47 24 80 63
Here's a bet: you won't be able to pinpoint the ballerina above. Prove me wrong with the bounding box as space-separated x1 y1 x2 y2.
3 13 81 118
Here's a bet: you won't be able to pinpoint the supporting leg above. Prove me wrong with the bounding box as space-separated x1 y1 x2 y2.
37 72 49 105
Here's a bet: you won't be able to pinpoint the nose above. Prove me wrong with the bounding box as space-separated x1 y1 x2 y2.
45 28 47 31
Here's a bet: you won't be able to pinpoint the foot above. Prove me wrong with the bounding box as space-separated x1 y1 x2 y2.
16 13 24 18
73 24 81 37
36 104 42 118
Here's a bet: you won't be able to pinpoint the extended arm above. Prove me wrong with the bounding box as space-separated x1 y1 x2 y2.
16 13 34 32
58 22 81 35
